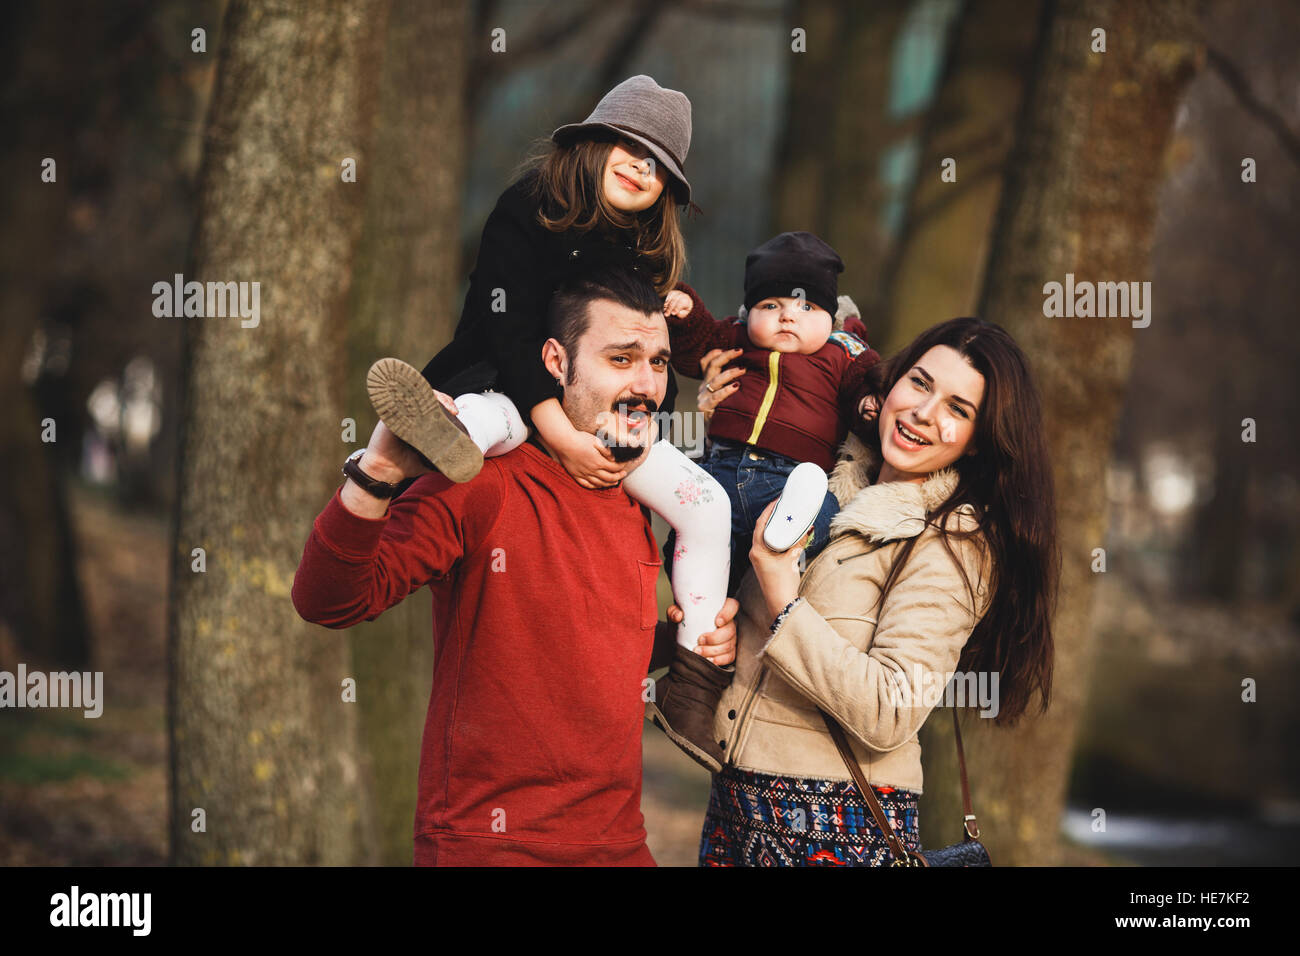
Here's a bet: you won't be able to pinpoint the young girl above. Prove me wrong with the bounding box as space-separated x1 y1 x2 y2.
365 77 829 750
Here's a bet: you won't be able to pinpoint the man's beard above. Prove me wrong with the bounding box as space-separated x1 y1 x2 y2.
598 397 658 462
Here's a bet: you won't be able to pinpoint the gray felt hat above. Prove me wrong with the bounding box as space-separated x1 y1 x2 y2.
551 74 693 205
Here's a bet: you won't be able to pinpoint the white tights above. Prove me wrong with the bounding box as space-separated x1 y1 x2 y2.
453 390 730 651
621 439 731 650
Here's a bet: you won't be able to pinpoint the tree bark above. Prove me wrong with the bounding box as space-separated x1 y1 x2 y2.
344 0 468 867
920 0 1202 865
170 0 388 865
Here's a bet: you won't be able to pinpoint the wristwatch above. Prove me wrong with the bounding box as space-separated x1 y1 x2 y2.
342 448 400 499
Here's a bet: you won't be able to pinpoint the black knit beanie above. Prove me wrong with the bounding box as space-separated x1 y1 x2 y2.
743 232 844 317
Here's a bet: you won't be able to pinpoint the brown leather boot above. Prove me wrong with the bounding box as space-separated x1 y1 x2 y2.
367 358 484 483
647 644 733 773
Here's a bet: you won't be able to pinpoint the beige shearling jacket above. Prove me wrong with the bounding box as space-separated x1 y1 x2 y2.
713 433 993 793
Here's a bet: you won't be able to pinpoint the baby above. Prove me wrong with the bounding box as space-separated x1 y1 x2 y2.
662 231 880 592
647 232 881 769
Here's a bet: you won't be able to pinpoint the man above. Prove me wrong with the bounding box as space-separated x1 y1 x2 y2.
291 265 737 865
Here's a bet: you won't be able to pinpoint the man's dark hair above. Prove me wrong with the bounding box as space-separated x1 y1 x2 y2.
547 263 663 383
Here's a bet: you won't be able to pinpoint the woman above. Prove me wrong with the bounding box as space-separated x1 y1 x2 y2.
690 317 1059 866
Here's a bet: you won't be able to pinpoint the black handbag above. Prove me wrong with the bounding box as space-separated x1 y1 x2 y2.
818 707 991 867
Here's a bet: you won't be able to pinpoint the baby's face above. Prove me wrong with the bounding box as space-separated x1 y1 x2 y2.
746 297 833 354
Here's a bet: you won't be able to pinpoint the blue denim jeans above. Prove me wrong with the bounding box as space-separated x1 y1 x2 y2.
664 438 841 595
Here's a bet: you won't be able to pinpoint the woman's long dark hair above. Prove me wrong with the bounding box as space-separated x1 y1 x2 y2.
866 318 1058 726
511 134 687 296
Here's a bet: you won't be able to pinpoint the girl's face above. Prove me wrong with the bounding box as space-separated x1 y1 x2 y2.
603 139 667 212
877 345 984 483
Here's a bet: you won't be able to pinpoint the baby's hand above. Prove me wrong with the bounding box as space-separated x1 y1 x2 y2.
859 394 880 422
663 290 693 319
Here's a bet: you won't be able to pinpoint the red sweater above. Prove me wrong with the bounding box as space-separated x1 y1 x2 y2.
291 442 663 866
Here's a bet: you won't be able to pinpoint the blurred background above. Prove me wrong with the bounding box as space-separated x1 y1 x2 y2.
1 0 1297 866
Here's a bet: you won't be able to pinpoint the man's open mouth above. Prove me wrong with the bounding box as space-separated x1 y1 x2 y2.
618 406 650 428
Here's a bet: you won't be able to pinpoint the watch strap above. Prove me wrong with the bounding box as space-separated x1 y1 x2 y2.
342 451 399 499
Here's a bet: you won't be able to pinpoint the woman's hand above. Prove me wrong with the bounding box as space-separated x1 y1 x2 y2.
697 348 745 426
750 499 805 621
668 597 740 666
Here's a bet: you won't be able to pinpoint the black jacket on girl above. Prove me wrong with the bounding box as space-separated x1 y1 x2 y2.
420 167 679 422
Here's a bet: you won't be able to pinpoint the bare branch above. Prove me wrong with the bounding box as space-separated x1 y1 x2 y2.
467 0 608 108
1205 46 1300 170
669 0 783 21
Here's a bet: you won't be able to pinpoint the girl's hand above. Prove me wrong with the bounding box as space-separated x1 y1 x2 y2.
750 499 805 621
663 290 693 319
697 348 745 426
667 597 739 666
553 427 630 489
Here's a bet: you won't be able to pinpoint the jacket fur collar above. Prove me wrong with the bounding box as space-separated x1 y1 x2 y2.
826 432 963 543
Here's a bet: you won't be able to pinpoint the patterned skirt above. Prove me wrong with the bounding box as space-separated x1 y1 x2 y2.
698 764 921 866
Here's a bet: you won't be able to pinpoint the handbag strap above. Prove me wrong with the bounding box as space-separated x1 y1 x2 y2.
817 707 980 864
951 706 979 839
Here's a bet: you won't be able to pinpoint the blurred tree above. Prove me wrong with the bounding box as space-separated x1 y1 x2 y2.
921 0 1203 865
878 0 1042 353
344 0 470 867
170 0 388 865
768 0 911 321
0 2 95 669
1131 6 1300 607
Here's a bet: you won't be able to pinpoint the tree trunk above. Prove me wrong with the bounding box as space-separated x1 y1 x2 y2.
878 0 1042 354
921 0 1202 865
0 2 94 670
169 0 389 865
344 0 468 867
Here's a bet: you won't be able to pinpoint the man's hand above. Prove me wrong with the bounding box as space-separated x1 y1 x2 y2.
340 420 432 518
361 420 431 484
667 596 739 666
663 290 693 319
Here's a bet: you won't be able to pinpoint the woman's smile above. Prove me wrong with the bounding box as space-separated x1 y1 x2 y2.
892 420 932 449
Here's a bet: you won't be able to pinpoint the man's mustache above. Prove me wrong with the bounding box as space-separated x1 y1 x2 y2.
612 397 659 415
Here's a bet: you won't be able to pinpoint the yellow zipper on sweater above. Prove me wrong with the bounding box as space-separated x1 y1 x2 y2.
745 351 781 445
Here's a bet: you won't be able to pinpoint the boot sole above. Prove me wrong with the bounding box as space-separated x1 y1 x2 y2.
646 700 723 774
367 358 484 483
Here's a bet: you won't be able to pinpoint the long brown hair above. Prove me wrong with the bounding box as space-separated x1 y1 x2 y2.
512 134 687 295
865 318 1058 726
